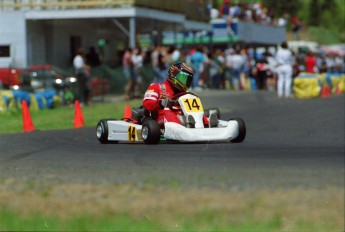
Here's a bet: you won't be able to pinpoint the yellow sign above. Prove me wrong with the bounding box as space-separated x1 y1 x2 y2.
181 97 203 112
128 126 136 141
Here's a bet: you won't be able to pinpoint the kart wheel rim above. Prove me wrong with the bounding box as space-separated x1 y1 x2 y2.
96 124 102 138
142 126 148 139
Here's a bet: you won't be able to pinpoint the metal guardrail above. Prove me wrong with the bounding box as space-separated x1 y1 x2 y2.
0 0 209 22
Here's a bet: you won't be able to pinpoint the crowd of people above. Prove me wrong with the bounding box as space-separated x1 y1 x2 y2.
208 0 287 28
121 43 345 100
70 41 345 103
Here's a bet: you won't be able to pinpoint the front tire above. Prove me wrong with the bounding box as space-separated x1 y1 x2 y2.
96 119 110 144
230 118 246 143
142 119 161 144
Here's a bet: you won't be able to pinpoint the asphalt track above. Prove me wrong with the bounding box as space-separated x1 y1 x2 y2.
0 90 344 190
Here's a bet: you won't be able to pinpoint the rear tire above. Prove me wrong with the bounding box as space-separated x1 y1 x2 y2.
142 119 161 144
230 118 246 143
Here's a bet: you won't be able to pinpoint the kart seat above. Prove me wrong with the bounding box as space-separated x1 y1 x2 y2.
143 109 158 121
131 106 158 124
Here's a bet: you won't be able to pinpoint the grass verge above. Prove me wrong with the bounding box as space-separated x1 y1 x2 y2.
0 179 343 232
0 98 141 134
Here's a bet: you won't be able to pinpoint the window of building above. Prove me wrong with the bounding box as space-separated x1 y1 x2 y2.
0 45 11 57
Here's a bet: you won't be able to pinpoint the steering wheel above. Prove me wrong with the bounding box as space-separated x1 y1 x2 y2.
171 91 198 100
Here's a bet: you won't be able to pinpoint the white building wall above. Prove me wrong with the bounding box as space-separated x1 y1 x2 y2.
0 11 27 68
27 19 103 68
50 20 99 68
27 21 47 65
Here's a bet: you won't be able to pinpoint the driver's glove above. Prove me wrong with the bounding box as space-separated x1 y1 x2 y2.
160 98 174 109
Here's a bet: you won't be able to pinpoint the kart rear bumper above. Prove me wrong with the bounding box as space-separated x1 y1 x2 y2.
163 120 239 142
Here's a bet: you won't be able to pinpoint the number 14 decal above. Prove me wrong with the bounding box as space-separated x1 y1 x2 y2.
182 98 203 112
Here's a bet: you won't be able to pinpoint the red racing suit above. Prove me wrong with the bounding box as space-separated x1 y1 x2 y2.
143 80 182 125
142 80 209 126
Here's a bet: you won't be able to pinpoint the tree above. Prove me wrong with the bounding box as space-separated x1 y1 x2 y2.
320 0 337 12
308 0 320 26
262 0 302 17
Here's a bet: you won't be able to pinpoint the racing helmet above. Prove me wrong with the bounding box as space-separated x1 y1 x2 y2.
167 63 194 91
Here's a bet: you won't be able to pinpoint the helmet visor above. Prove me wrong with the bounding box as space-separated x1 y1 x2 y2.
175 71 193 89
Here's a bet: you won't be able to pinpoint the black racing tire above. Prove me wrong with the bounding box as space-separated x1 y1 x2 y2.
142 119 161 144
230 118 246 143
96 119 117 144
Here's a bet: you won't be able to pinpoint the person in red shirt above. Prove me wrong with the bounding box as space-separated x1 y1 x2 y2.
219 0 231 19
143 63 217 128
305 50 317 73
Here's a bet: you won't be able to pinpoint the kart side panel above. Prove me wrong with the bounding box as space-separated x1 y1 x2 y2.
163 120 239 142
107 121 143 142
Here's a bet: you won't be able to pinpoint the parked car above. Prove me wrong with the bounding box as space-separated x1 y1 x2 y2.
1 64 110 104
0 67 26 89
24 64 76 92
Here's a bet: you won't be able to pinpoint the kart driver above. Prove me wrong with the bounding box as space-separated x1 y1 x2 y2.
143 62 218 128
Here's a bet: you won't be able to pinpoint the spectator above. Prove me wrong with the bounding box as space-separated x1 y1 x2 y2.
151 46 162 84
334 54 345 73
131 47 144 98
171 46 181 64
240 48 250 89
156 52 167 83
226 48 245 90
305 50 317 73
199 46 210 88
165 46 174 66
317 53 327 73
325 53 336 73
275 41 293 98
266 52 278 91
277 15 287 27
209 0 219 19
189 46 205 90
228 3 241 35
208 50 223 89
255 55 269 90
219 0 231 20
291 16 303 40
86 46 101 67
73 48 90 105
123 48 133 100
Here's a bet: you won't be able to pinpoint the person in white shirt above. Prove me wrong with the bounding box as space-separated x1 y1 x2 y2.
130 47 143 98
226 49 245 90
275 42 293 98
171 47 181 63
73 48 89 105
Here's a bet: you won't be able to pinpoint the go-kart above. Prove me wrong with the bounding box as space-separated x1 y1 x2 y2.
96 92 246 144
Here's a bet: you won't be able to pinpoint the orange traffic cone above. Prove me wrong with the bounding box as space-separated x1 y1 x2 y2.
74 100 85 128
123 105 132 119
321 85 331 98
22 100 35 132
